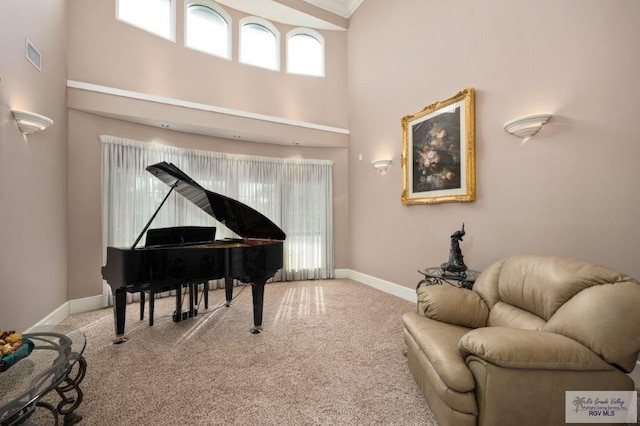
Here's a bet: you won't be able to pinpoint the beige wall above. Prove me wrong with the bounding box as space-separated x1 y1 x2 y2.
0 0 68 331
347 0 640 289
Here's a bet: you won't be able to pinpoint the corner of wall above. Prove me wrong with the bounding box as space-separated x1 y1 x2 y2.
23 294 104 333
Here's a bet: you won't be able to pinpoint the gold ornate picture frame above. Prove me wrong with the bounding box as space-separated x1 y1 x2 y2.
401 88 476 205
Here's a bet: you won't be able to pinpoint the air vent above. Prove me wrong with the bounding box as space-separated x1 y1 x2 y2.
25 39 42 71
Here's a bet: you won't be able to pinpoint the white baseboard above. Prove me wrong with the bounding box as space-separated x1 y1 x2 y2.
334 268 350 279
344 269 415 302
25 295 105 333
69 294 104 315
24 302 69 332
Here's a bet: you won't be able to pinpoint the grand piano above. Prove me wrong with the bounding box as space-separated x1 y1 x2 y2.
101 162 286 343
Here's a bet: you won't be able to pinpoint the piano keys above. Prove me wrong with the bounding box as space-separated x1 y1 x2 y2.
101 162 286 343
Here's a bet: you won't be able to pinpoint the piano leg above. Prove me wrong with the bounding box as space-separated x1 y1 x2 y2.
204 281 209 309
113 288 128 344
174 286 183 322
149 290 155 326
250 279 266 334
140 291 145 321
225 277 233 307
188 282 196 318
224 249 233 307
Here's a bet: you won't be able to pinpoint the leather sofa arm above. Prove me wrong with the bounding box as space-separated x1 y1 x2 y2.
417 285 488 329
459 327 615 371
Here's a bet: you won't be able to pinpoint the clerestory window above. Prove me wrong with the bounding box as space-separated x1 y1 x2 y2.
116 0 175 41
287 28 324 77
185 1 231 59
239 17 280 71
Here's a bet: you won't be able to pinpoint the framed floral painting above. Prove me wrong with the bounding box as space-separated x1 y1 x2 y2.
401 88 476 205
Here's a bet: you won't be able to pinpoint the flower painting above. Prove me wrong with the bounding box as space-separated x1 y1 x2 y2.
413 110 462 192
401 88 476 205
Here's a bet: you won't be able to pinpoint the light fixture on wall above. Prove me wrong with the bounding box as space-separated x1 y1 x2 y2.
504 113 551 141
371 159 392 174
11 109 54 135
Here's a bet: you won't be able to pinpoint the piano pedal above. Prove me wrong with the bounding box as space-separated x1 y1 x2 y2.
173 310 198 322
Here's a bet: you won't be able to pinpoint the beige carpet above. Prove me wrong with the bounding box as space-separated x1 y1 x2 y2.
32 279 437 425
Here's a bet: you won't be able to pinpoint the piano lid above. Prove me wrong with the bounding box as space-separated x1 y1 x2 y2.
146 162 286 241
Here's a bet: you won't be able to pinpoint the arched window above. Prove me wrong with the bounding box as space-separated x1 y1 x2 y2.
185 1 231 59
287 28 324 77
239 17 280 71
117 0 175 41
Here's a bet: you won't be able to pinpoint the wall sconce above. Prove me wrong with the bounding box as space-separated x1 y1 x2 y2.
11 109 54 135
371 159 392 174
504 113 551 141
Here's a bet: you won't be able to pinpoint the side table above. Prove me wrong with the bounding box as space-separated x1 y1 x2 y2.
0 328 86 425
417 267 480 290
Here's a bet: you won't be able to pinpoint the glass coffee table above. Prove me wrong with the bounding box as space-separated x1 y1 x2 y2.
0 328 86 425
417 267 480 290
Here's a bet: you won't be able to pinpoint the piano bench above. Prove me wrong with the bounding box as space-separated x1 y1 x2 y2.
139 282 210 326
140 285 175 326
140 290 157 326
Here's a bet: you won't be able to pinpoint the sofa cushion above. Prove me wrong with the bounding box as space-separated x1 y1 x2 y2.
403 312 475 393
488 302 546 330
417 285 488 329
544 281 640 373
459 327 614 370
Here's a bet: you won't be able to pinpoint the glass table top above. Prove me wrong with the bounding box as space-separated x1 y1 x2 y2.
417 267 480 290
0 327 86 423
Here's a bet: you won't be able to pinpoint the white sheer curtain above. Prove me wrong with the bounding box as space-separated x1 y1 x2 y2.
101 135 334 302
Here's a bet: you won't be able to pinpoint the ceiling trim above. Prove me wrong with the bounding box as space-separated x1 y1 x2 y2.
67 80 349 135
67 80 349 147
302 0 363 18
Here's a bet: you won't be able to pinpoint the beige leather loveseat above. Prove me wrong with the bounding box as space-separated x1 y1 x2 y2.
403 254 640 426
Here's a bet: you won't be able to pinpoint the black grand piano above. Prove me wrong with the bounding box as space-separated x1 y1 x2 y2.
101 162 286 343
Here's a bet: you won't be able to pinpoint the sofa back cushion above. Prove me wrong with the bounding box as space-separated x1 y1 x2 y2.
474 254 634 324
488 302 547 330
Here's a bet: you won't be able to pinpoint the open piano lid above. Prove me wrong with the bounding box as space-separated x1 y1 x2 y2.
146 162 286 241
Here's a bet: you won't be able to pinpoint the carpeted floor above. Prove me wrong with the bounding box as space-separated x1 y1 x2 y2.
30 279 437 425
